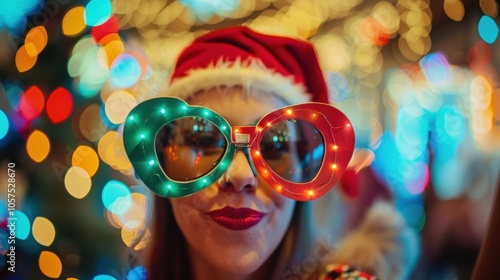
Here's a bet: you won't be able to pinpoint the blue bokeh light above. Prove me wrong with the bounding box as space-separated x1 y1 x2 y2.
102 180 132 215
109 54 142 89
478 15 499 44
0 110 9 140
94 275 117 280
180 0 239 21
325 72 350 102
419 52 451 86
127 266 147 280
84 0 112 26
0 0 42 34
14 210 31 240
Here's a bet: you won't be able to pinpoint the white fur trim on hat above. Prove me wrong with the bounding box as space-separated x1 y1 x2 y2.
159 57 312 105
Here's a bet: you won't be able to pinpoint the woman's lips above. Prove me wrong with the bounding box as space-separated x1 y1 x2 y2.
207 207 266 231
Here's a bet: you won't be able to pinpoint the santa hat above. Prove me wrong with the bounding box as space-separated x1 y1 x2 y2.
159 26 376 197
162 26 329 105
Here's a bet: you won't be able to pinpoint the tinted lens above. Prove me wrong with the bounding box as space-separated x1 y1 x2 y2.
156 117 227 181
260 119 324 183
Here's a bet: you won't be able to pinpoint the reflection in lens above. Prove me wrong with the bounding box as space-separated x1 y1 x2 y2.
260 119 324 183
156 117 227 181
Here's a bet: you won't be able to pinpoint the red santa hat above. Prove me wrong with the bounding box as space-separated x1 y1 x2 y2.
160 25 376 198
162 26 329 105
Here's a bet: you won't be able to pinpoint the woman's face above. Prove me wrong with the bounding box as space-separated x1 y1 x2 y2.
168 87 296 276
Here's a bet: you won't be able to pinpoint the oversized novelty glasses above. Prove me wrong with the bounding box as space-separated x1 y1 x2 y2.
123 97 354 201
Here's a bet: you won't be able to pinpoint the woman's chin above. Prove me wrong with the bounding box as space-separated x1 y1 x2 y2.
210 252 263 276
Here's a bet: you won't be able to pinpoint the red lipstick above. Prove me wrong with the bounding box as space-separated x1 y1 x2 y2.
207 207 265 230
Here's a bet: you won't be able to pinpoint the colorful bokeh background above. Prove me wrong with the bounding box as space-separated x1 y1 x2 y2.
0 0 499 279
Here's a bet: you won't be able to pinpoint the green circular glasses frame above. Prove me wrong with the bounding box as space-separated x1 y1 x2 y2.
123 97 355 201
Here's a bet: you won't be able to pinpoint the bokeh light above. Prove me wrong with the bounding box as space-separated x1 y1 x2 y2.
419 52 451 86
25 26 48 56
121 223 149 250
118 195 146 230
26 130 50 163
13 210 31 240
100 33 125 68
104 90 137 124
15 45 38 72
32 217 56 246
109 54 142 88
0 110 9 140
478 15 499 44
84 0 112 26
62 6 86 36
180 0 239 22
64 166 92 199
20 85 45 121
0 0 43 33
93 275 117 280
102 180 132 215
97 130 121 164
127 266 147 280
68 35 110 98
72 145 100 177
39 251 62 278
79 103 106 142
46 87 74 124
480 0 499 17
91 15 119 42
444 0 465 22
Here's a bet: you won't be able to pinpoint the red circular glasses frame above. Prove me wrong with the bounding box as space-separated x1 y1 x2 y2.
231 102 355 200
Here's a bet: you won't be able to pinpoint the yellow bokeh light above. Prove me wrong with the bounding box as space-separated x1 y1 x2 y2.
98 130 121 164
72 145 100 177
118 200 145 230
62 6 86 36
64 166 92 199
100 34 125 68
105 209 123 229
26 130 50 162
372 1 400 35
480 0 499 17
105 133 133 172
39 251 62 278
121 223 150 250
444 0 465 22
25 26 48 56
314 35 351 72
105 90 137 124
15 45 38 72
79 103 106 142
33 217 56 246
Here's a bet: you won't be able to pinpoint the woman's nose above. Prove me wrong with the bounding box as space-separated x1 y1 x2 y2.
218 151 257 192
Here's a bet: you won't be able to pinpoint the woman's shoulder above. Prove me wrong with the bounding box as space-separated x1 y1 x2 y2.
320 201 420 280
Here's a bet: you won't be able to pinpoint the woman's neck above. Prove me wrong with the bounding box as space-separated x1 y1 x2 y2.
187 245 274 280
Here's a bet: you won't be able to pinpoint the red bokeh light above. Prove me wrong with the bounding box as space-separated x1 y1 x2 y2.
20 85 45 121
91 15 119 43
46 87 74 124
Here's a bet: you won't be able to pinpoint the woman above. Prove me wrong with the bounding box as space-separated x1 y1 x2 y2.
125 26 418 280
